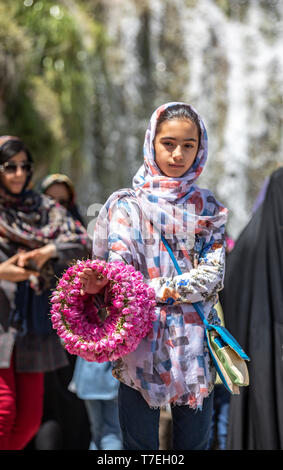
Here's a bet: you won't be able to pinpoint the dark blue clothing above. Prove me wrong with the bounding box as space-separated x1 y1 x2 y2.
118 382 214 450
209 384 230 450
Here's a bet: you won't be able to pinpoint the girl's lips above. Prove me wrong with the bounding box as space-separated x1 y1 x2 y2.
169 164 184 168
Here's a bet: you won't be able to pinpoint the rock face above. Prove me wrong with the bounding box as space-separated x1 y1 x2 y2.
87 0 283 238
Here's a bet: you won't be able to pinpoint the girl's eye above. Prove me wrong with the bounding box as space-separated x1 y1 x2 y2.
163 142 194 149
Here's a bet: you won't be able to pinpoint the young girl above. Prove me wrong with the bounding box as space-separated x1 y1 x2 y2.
79 102 228 450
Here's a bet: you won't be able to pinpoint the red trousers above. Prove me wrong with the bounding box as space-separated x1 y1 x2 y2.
0 355 44 450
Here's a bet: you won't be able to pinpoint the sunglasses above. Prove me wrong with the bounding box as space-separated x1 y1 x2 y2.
0 161 33 174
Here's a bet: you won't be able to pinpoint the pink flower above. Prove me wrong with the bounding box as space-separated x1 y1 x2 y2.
113 299 123 309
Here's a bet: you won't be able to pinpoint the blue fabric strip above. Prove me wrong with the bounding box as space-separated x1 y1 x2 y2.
160 235 210 328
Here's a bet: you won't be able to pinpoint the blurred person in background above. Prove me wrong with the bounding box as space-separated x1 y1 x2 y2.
24 174 92 450
69 359 123 451
221 167 283 450
40 173 85 226
41 176 122 450
0 137 90 450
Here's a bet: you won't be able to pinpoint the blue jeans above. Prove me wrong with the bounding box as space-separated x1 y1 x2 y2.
118 383 214 450
85 398 123 450
209 384 230 450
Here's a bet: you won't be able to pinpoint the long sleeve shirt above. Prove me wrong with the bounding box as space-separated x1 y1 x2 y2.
93 194 226 409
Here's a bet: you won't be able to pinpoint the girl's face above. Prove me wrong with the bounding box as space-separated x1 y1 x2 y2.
45 183 71 209
0 151 31 194
154 118 199 177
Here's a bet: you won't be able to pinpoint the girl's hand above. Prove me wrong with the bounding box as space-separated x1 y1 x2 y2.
0 254 40 282
78 268 109 295
17 243 57 271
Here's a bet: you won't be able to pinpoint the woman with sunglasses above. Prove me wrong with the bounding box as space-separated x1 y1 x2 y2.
0 136 90 450
21 173 92 451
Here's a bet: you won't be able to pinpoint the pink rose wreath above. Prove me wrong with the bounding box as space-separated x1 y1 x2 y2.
50 259 156 362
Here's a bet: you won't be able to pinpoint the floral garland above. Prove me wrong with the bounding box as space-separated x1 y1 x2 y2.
50 259 156 362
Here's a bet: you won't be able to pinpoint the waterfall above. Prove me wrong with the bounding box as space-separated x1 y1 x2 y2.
82 0 283 239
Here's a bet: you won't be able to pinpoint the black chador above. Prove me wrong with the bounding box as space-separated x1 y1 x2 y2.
221 167 283 450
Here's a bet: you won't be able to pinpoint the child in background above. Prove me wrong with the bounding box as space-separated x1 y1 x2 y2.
42 174 122 450
70 359 123 450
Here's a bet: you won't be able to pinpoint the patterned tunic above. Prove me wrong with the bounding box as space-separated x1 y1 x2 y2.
94 193 226 409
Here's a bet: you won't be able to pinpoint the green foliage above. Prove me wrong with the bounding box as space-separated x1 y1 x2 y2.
0 0 103 182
